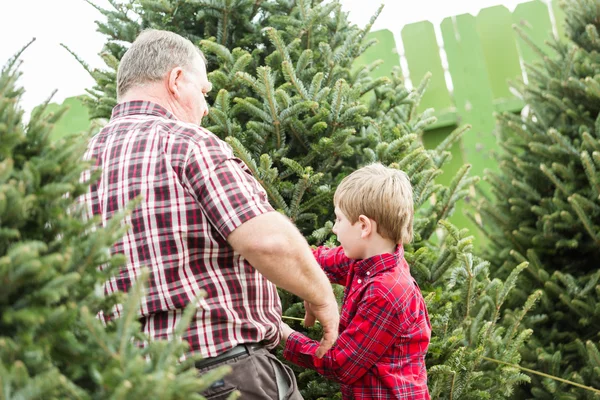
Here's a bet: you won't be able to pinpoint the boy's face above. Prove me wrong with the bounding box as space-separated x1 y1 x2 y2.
333 207 365 259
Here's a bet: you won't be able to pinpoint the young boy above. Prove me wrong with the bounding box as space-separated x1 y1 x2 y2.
280 163 431 400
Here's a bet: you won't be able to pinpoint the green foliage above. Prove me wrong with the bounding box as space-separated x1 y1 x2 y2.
80 0 538 398
477 0 600 398
0 43 234 400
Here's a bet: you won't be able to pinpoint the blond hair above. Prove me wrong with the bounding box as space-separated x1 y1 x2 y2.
334 163 414 244
117 29 207 98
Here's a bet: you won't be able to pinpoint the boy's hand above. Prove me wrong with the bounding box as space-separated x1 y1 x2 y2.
280 322 295 344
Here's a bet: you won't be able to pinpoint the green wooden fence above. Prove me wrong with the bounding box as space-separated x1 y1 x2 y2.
355 0 566 240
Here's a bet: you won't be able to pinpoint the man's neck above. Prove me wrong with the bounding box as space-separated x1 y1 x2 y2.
119 87 179 118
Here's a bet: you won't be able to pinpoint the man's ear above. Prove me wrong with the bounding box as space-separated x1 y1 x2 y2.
358 215 372 239
167 67 184 98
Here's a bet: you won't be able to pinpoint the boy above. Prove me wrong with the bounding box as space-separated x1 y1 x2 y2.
281 163 431 399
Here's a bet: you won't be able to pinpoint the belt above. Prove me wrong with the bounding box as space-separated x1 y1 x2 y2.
195 343 262 370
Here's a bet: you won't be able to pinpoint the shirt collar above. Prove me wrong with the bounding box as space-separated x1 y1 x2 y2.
353 245 405 277
111 100 177 121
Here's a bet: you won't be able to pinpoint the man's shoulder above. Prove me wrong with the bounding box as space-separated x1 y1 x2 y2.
158 119 219 143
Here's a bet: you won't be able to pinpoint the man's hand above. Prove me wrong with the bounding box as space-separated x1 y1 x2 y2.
304 298 339 358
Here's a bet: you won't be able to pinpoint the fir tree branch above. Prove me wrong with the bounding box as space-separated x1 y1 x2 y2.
568 194 600 245
482 357 600 395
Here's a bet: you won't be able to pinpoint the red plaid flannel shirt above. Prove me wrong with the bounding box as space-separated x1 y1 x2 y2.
284 245 431 399
80 101 281 358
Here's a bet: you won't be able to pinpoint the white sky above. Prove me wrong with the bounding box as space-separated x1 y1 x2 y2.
1 0 539 113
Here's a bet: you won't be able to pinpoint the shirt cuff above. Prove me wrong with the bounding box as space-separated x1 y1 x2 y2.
283 331 319 368
217 201 274 238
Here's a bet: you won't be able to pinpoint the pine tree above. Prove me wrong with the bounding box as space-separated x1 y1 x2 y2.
76 0 542 398
0 42 234 400
477 0 600 398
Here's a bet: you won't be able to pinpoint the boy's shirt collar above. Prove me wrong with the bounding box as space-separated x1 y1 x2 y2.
352 245 405 278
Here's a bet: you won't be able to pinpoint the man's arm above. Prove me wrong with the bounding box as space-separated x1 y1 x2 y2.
228 211 339 358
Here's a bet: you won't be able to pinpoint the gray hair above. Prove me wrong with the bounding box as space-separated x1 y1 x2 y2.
117 29 207 98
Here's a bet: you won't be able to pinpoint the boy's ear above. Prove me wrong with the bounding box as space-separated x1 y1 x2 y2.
358 215 372 239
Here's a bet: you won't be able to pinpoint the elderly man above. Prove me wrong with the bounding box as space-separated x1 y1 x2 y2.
81 29 339 399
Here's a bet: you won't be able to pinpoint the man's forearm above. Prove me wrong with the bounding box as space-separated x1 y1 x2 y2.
228 211 335 304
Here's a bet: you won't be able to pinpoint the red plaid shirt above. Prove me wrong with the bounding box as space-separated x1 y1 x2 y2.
284 245 431 399
80 101 281 358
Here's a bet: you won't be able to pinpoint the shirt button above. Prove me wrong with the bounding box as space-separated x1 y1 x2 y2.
366 272 370 276
357 279 362 284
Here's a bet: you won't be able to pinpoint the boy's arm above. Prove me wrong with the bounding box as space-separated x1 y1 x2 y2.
282 284 402 385
312 246 353 286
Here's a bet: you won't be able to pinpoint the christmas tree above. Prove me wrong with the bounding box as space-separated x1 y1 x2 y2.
74 0 543 398
477 0 600 398
0 41 234 400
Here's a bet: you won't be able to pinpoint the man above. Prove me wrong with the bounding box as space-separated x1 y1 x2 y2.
81 29 339 399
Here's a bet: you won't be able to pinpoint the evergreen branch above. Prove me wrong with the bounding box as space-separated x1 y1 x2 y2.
296 49 313 76
280 101 318 122
482 357 600 395
581 151 600 198
309 72 324 98
257 67 281 148
235 71 261 92
547 128 578 156
282 61 309 100
83 0 110 15
200 40 234 65
60 44 93 76
5 38 35 73
80 305 118 360
568 194 600 244
265 27 292 64
330 79 347 124
435 125 470 156
233 97 272 122
117 271 148 364
225 137 289 213
231 52 253 75
359 77 391 97
439 164 472 222
287 119 310 152
220 3 230 45
540 164 570 196
460 253 475 324
484 262 528 344
358 4 384 44
582 132 600 152
504 290 542 351
410 73 431 120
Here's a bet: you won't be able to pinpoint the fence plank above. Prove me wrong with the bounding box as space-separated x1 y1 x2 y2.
441 13 498 183
402 20 455 127
513 0 554 67
354 29 400 80
477 5 523 110
551 0 567 41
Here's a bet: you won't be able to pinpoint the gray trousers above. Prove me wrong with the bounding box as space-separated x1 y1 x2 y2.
199 347 303 400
